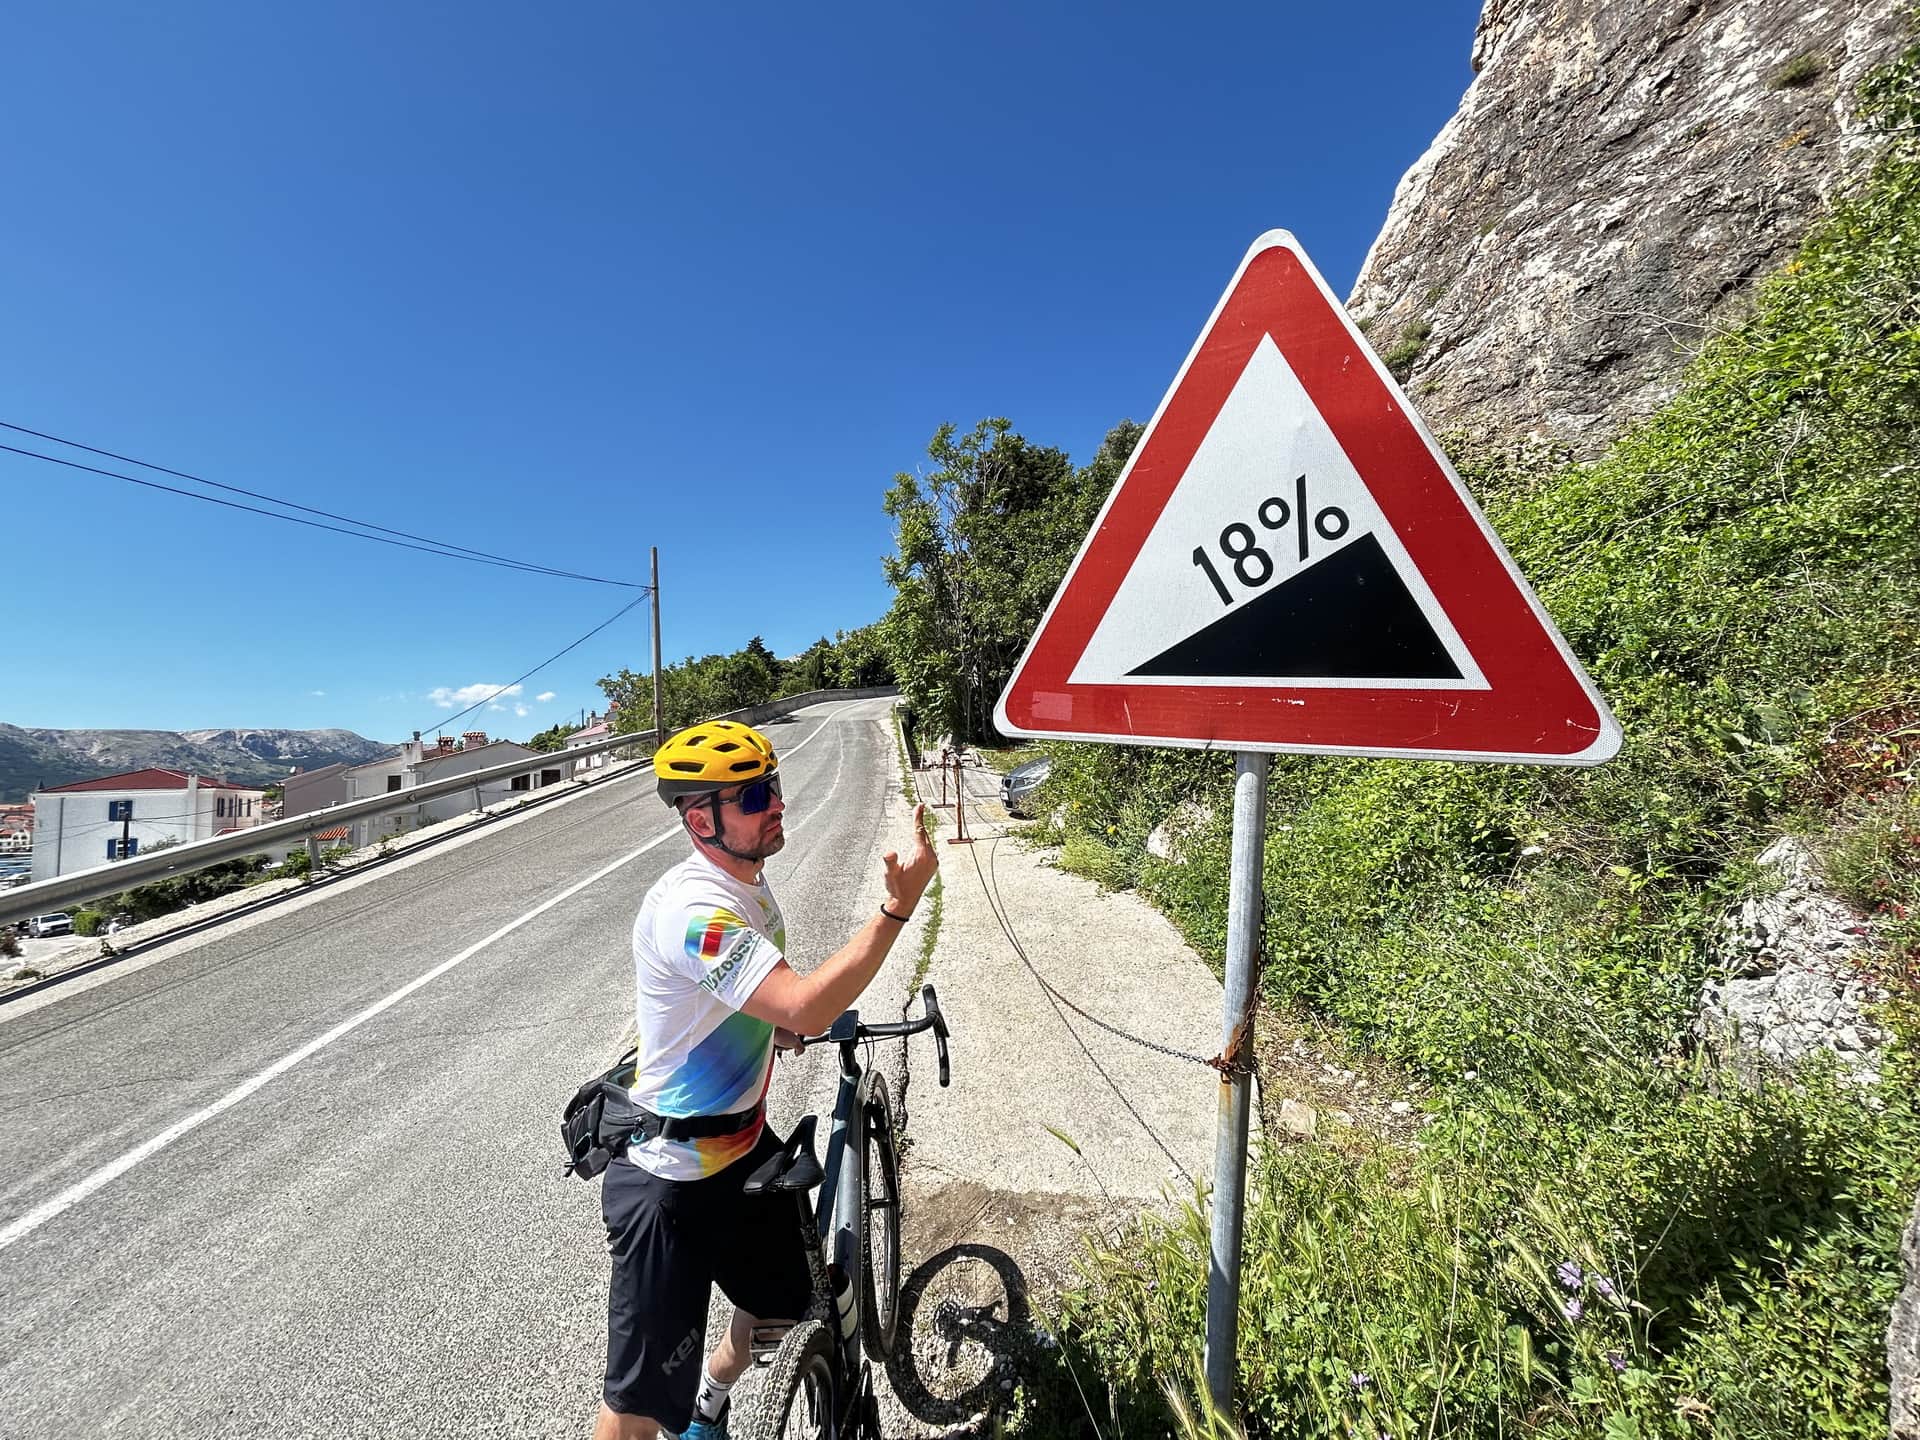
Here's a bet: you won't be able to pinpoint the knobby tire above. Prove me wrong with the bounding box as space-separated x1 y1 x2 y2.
860 1074 902 1361
742 1318 837 1440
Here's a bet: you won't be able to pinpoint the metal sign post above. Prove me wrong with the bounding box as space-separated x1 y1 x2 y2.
1204 750 1266 1410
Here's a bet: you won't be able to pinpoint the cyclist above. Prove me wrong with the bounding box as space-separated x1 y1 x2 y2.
593 719 937 1440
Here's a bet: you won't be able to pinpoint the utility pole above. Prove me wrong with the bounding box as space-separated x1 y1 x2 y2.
650 547 665 746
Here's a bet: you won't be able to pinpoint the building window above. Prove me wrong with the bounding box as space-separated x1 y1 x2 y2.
510 775 531 791
386 775 403 793
108 799 134 822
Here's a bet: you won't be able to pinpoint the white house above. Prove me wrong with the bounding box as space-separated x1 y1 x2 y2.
338 730 564 849
0 803 32 858
565 709 616 776
30 769 268 882
281 762 351 822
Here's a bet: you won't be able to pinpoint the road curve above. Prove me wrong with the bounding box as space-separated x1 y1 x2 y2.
0 696 904 1439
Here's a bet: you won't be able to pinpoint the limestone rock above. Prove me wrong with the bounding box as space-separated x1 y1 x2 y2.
1279 1098 1319 1138
1349 0 1910 457
1145 800 1216 863
1894 1187 1920 1438
1695 836 1888 1083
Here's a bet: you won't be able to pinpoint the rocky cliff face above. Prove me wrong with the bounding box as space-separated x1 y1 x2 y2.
1348 0 1910 455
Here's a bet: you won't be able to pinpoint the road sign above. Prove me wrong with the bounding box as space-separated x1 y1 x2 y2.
995 230 1621 765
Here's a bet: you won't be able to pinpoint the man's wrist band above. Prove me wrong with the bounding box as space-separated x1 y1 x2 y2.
880 904 911 923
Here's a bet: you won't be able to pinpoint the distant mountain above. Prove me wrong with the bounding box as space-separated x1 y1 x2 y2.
0 725 400 804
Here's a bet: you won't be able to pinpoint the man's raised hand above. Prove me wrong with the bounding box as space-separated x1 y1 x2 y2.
882 803 939 916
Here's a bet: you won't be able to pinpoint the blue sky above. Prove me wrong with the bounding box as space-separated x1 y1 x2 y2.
1 1 1479 743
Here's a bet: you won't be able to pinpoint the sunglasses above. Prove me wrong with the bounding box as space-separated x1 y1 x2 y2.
716 775 782 814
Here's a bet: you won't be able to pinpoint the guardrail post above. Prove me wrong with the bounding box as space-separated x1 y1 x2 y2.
306 833 321 881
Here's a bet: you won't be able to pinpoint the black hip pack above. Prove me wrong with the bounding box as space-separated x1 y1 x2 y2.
559 1048 763 1181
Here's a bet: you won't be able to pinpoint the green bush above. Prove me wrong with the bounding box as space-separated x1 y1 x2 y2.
1044 1038 1917 1440
103 853 275 924
71 909 107 936
1770 51 1828 89
1381 317 1433 374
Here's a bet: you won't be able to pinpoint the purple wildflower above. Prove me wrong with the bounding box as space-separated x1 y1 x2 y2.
1350 1371 1372 1391
1555 1260 1583 1291
1607 1351 1627 1373
1594 1275 1618 1302
1562 1299 1584 1322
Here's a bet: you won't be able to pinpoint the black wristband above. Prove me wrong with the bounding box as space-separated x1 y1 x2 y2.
879 904 911 923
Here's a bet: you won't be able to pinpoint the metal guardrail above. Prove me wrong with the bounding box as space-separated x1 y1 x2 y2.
0 686 896 929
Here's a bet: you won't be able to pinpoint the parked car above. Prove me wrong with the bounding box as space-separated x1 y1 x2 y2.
27 913 73 938
1001 757 1053 818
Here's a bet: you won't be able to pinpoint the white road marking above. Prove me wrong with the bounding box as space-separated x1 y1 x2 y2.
0 709 854 1251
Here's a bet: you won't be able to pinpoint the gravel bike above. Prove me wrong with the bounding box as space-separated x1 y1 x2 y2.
737 984 952 1440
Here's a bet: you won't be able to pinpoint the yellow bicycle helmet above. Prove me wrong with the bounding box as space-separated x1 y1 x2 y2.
653 720 779 804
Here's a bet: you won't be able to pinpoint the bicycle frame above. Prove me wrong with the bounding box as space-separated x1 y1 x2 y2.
767 1011 883 1419
750 986 947 1440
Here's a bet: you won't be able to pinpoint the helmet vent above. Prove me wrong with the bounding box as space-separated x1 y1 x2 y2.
712 741 741 753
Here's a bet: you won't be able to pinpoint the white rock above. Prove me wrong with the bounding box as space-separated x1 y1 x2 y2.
1279 1098 1318 1138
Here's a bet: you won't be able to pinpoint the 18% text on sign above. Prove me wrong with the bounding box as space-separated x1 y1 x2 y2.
1190 471 1349 605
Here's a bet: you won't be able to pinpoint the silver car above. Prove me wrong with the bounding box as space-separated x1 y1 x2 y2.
28 913 72 938
1000 757 1052 818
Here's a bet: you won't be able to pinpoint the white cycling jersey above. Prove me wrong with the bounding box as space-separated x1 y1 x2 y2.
625 846 788 1180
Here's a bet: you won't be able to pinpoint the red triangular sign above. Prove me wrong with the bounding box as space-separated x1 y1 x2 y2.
995 231 1621 764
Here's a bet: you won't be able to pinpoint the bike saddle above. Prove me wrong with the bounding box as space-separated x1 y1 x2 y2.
742 1115 824 1195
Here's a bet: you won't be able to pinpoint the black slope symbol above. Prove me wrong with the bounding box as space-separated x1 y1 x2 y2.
1128 533 1461 680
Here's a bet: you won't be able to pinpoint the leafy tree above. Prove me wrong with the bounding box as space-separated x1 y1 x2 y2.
524 721 575 753
597 625 893 733
829 624 893 687
880 418 1139 744
782 637 836 696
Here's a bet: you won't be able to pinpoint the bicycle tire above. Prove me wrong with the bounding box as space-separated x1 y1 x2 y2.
740 1318 838 1440
860 1074 902 1362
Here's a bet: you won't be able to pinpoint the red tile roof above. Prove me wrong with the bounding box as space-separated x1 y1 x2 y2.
312 825 351 841
39 768 259 793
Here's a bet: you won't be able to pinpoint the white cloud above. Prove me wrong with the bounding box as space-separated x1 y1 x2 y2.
536 691 556 703
514 704 531 717
310 690 326 698
429 683 523 709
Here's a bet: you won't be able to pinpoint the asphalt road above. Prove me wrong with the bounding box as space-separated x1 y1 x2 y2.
0 696 907 1439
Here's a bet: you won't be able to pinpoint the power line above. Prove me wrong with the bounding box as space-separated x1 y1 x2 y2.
0 424 646 588
415 592 651 738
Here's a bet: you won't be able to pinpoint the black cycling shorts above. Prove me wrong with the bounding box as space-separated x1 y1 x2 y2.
600 1124 814 1427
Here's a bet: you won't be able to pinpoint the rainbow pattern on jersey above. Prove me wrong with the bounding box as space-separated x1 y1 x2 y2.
655 905 779 1174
